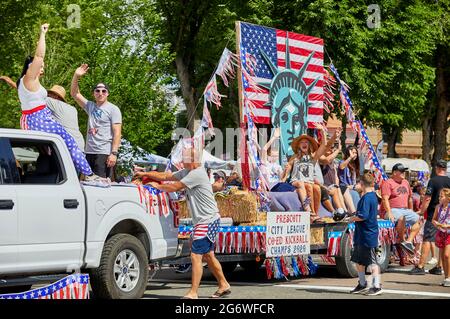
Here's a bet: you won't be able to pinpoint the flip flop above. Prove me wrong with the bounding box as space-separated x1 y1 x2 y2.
210 288 231 298
310 215 325 224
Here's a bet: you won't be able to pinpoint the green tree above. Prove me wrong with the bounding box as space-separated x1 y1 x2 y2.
0 0 176 159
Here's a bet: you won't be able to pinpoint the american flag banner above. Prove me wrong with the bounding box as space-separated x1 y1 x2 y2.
327 231 343 256
238 21 324 126
0 274 89 300
329 62 387 183
201 100 215 136
181 225 267 254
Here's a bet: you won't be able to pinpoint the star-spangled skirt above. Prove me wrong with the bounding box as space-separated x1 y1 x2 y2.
20 106 93 176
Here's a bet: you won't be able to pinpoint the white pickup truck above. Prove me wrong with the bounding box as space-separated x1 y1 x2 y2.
0 128 180 299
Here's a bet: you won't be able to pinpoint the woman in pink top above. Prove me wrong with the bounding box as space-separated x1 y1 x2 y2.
432 188 450 286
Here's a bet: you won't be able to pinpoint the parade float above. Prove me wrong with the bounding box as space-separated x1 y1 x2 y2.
151 21 407 279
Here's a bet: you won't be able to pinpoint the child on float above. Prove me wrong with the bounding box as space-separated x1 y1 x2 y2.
281 125 338 223
318 127 348 220
431 188 450 287
338 145 361 214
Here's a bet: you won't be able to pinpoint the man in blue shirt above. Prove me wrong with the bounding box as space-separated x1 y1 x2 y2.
348 172 382 296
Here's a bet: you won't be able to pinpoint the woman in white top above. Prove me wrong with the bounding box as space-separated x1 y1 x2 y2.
16 24 97 180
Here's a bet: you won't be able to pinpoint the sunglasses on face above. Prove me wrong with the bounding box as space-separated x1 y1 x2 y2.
94 89 108 94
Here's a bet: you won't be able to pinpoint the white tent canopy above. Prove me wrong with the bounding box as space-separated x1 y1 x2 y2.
201 150 236 169
118 139 169 166
12 147 39 163
365 158 431 173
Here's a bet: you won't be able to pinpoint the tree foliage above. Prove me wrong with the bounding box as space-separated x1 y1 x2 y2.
0 0 176 156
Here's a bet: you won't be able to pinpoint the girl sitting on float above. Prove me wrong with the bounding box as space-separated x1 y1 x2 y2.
338 145 362 214
281 125 339 223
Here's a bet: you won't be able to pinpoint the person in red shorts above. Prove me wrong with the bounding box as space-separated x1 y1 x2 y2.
432 188 450 287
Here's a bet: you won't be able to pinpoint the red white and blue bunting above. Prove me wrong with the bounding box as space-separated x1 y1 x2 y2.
137 185 171 217
328 63 388 184
178 225 317 279
265 255 318 280
0 274 89 300
325 220 416 257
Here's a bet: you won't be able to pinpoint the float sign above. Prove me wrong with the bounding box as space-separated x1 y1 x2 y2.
266 212 310 257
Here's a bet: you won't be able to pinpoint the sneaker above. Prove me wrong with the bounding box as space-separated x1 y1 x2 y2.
366 286 382 296
409 266 426 275
332 211 346 222
427 257 438 265
443 279 450 287
400 241 415 255
350 283 368 294
429 266 443 275
175 264 192 274
84 174 110 183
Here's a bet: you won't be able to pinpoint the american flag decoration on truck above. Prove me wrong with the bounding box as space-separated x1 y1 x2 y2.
0 274 89 299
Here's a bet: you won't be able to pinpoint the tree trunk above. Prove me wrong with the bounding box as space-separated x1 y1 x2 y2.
431 45 450 165
386 127 399 158
175 55 197 133
422 112 434 165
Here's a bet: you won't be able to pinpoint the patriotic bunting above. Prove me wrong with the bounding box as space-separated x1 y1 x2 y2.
329 63 388 184
326 220 409 256
0 274 89 300
264 256 318 280
215 48 239 87
137 185 171 217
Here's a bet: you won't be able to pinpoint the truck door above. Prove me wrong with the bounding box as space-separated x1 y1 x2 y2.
0 137 20 274
11 137 85 273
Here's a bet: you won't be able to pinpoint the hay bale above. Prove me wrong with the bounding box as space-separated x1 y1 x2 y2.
178 200 189 219
215 189 258 223
177 189 259 223
310 227 324 245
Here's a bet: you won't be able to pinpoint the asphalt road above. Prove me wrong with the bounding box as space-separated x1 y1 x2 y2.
144 263 450 299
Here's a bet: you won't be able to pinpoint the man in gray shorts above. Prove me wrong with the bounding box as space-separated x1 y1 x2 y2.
134 147 231 299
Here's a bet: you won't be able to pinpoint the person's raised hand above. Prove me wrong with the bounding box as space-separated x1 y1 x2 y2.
335 127 342 139
74 64 89 77
41 23 50 34
313 122 326 132
273 127 280 138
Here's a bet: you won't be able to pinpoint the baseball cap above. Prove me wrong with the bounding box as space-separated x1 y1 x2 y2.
213 170 226 179
92 82 110 92
435 159 448 169
392 163 408 172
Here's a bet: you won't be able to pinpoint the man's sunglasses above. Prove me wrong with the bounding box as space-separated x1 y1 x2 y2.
94 89 108 94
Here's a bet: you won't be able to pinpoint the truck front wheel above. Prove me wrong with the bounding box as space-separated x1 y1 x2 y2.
90 234 149 299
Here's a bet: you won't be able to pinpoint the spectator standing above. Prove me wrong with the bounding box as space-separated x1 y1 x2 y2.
431 188 450 286
411 160 450 275
349 172 382 296
381 163 421 255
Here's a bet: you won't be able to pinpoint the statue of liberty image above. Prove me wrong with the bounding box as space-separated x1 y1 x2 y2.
257 37 320 163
